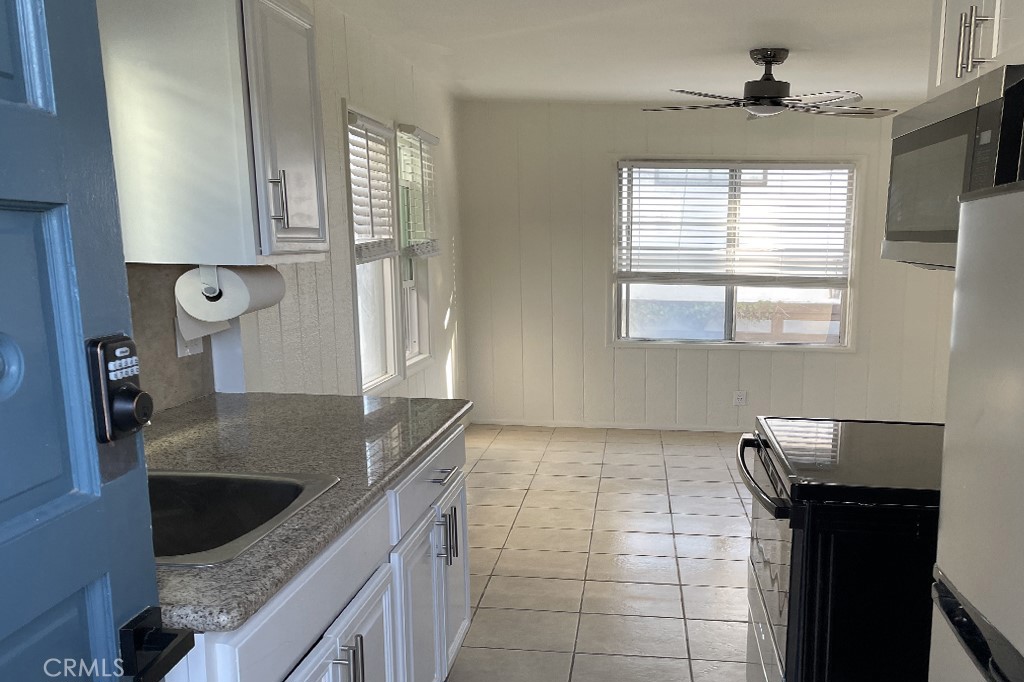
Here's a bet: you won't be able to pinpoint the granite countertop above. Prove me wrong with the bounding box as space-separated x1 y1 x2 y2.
143 392 472 632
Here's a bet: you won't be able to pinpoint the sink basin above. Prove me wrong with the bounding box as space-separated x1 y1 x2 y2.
148 471 339 566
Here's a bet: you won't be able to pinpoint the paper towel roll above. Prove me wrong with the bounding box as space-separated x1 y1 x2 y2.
175 266 286 323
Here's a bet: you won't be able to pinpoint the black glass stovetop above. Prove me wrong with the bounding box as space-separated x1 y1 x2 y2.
756 417 945 506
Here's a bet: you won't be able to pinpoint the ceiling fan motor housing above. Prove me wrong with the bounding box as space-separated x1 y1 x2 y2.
744 78 791 101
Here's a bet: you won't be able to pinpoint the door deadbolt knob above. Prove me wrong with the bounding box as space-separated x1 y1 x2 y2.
111 385 154 431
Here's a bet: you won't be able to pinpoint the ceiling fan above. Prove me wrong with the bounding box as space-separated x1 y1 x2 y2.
645 48 897 119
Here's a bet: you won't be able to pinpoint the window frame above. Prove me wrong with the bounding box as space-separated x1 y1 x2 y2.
345 105 405 393
611 159 860 351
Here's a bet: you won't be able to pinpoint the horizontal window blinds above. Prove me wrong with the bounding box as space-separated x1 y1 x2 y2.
397 127 440 258
349 113 397 264
616 162 855 288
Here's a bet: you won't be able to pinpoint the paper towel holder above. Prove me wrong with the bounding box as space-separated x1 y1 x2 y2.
198 265 223 301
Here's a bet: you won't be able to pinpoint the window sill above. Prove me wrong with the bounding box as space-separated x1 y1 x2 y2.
363 372 403 396
611 339 855 353
405 353 434 377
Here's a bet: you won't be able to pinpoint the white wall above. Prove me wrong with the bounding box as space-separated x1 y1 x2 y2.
237 1 465 400
457 100 955 430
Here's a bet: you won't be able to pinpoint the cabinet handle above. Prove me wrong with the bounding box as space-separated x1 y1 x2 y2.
437 514 452 566
450 506 459 559
966 4 995 73
333 634 365 682
268 169 291 230
956 11 969 78
430 467 458 486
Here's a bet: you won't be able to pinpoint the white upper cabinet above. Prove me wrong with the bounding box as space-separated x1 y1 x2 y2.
97 0 328 265
929 0 999 97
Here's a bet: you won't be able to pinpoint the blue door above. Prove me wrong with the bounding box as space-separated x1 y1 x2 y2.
0 0 163 679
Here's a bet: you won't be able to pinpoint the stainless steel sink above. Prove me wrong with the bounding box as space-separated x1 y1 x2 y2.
148 471 339 567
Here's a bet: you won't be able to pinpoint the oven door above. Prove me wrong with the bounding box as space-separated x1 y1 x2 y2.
737 435 792 681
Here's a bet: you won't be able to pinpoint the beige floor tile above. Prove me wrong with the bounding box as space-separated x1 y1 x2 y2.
467 488 527 507
576 613 688 657
585 553 679 584
599 478 667 495
469 575 489 607
661 430 720 445
604 442 663 455
593 510 674 534
466 447 487 462
544 441 606 454
678 559 748 588
604 430 663 444
513 507 594 530
481 447 546 461
674 535 750 560
550 427 607 442
601 464 667 480
449 647 572 682
463 608 579 652
469 547 501 575
672 514 750 537
663 442 724 455
501 425 555 433
504 527 592 552
493 549 590 579
683 586 749 622
665 455 732 470
488 437 550 450
468 525 512 549
536 462 603 477
522 490 597 510
582 580 684 618
602 453 665 466
687 619 749 662
542 449 605 464
467 472 535 489
468 505 520 526
596 493 670 513
493 430 552 442
690 660 758 682
531 475 601 493
472 459 541 475
668 481 740 498
666 468 733 483
570 653 691 682
480 576 585 611
590 531 677 557
670 496 747 517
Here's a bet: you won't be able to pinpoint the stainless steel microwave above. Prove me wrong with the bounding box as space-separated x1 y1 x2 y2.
883 65 1024 269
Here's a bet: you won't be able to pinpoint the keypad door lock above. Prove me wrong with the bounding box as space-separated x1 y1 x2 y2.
87 335 154 443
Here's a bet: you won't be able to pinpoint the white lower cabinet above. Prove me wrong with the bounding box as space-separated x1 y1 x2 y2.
391 513 445 682
435 482 471 675
286 564 396 682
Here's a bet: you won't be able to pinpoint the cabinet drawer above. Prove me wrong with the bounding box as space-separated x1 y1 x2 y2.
388 427 465 543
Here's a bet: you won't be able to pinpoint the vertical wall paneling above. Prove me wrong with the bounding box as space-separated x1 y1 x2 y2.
613 348 647 425
769 353 805 418
676 350 710 427
707 350 740 428
737 351 772 426
645 349 677 427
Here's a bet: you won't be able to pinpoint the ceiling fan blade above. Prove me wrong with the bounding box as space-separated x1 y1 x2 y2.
791 104 898 118
644 102 743 112
784 90 863 106
669 89 739 101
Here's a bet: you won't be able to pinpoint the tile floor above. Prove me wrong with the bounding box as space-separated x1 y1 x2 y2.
450 424 761 682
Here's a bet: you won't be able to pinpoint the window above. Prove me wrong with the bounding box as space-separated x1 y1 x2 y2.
396 125 440 363
615 162 855 346
348 111 401 389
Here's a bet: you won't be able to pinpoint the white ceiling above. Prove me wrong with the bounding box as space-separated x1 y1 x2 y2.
338 0 935 104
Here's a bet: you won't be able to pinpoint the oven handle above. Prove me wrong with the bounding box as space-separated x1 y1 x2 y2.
737 435 791 520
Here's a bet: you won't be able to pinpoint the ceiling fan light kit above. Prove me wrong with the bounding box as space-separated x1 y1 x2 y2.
645 47 897 119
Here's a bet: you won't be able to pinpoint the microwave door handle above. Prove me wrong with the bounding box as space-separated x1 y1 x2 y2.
737 435 791 520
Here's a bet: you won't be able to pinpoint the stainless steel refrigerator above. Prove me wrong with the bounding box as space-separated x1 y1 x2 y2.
928 184 1024 681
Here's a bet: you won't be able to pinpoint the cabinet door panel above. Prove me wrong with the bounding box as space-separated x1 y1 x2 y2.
284 636 342 682
440 485 471 674
392 514 444 682
246 0 328 252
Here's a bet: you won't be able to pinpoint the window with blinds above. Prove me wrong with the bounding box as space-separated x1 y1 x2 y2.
616 161 855 346
397 125 440 258
348 113 397 265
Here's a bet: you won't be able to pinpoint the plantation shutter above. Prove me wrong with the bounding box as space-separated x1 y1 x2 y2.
397 124 440 258
348 112 397 264
616 162 855 289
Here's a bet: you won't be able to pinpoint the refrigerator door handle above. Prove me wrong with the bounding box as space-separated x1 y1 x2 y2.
737 435 791 520
933 568 1024 682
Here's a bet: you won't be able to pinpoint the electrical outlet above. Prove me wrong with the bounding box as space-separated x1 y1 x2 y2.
733 390 748 407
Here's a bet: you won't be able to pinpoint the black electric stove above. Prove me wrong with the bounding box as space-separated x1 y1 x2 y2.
740 417 944 682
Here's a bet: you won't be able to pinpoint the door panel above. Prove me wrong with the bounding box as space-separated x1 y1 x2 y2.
391 513 442 682
442 484 471 673
0 0 159 677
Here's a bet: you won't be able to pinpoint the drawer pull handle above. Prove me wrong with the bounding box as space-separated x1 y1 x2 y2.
437 514 453 566
332 634 365 682
450 505 459 559
268 169 291 230
430 467 458 486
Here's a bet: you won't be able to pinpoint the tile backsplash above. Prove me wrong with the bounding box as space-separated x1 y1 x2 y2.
126 264 215 412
